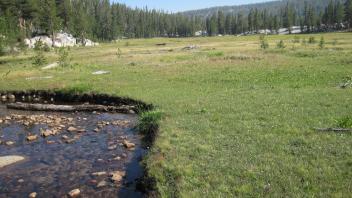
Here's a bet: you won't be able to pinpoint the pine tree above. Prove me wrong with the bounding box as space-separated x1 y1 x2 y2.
335 1 345 29
225 14 232 34
217 11 225 35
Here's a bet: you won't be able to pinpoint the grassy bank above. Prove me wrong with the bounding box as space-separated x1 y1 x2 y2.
1 33 352 197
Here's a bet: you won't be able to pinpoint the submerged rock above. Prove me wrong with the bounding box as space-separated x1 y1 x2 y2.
5 141 15 146
29 192 37 198
97 180 109 188
68 189 80 198
67 127 78 132
0 155 25 168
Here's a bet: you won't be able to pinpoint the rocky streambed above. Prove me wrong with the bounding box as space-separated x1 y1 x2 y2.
0 102 146 197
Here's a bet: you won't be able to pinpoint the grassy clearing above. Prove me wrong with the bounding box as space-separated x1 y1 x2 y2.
1 33 352 197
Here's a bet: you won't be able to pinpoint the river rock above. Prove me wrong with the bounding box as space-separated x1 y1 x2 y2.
122 140 135 149
68 189 80 198
110 171 126 183
7 94 15 100
0 155 25 168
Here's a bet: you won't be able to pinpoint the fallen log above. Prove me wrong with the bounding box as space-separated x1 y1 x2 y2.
314 128 352 132
7 102 135 114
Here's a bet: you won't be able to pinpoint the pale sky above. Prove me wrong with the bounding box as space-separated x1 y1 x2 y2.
112 0 276 12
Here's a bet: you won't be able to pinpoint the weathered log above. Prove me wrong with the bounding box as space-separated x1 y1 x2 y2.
7 102 135 113
314 128 352 132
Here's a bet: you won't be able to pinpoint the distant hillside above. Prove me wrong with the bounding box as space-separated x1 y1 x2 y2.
182 0 344 18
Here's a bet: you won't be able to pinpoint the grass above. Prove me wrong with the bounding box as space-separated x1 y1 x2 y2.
1 33 352 197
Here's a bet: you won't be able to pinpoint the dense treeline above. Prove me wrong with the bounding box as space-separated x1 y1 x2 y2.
0 0 352 50
0 0 201 43
205 0 352 35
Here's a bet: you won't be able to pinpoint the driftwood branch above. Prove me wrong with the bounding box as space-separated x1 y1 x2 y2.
7 102 135 114
314 128 352 132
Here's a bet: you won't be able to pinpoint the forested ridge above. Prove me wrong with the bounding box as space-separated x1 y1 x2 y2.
0 0 351 48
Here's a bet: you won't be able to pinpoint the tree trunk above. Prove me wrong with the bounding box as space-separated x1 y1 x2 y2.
7 103 135 114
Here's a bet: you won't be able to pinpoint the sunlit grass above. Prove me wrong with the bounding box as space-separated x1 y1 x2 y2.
1 33 352 197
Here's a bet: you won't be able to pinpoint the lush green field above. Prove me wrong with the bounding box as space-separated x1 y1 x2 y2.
1 33 352 197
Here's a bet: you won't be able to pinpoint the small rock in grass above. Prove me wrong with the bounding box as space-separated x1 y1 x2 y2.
68 189 80 198
29 192 37 198
27 135 38 141
110 171 126 183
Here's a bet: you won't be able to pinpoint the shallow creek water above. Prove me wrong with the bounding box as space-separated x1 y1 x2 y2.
0 104 145 197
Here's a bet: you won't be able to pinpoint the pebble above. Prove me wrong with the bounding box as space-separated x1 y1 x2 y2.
97 180 109 188
92 171 107 176
68 189 80 198
108 145 117 150
110 171 126 183
67 127 78 132
29 192 37 198
18 179 25 183
62 135 69 140
5 141 15 146
41 129 53 137
46 140 55 144
27 135 38 141
122 140 135 149
113 156 121 161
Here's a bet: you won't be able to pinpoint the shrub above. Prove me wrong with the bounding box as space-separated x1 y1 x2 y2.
58 47 71 68
259 35 269 50
33 40 47 66
308 36 316 44
336 116 352 128
276 40 286 49
137 110 162 143
0 36 6 56
319 36 325 49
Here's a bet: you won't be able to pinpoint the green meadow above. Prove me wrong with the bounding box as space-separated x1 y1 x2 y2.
1 33 352 197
